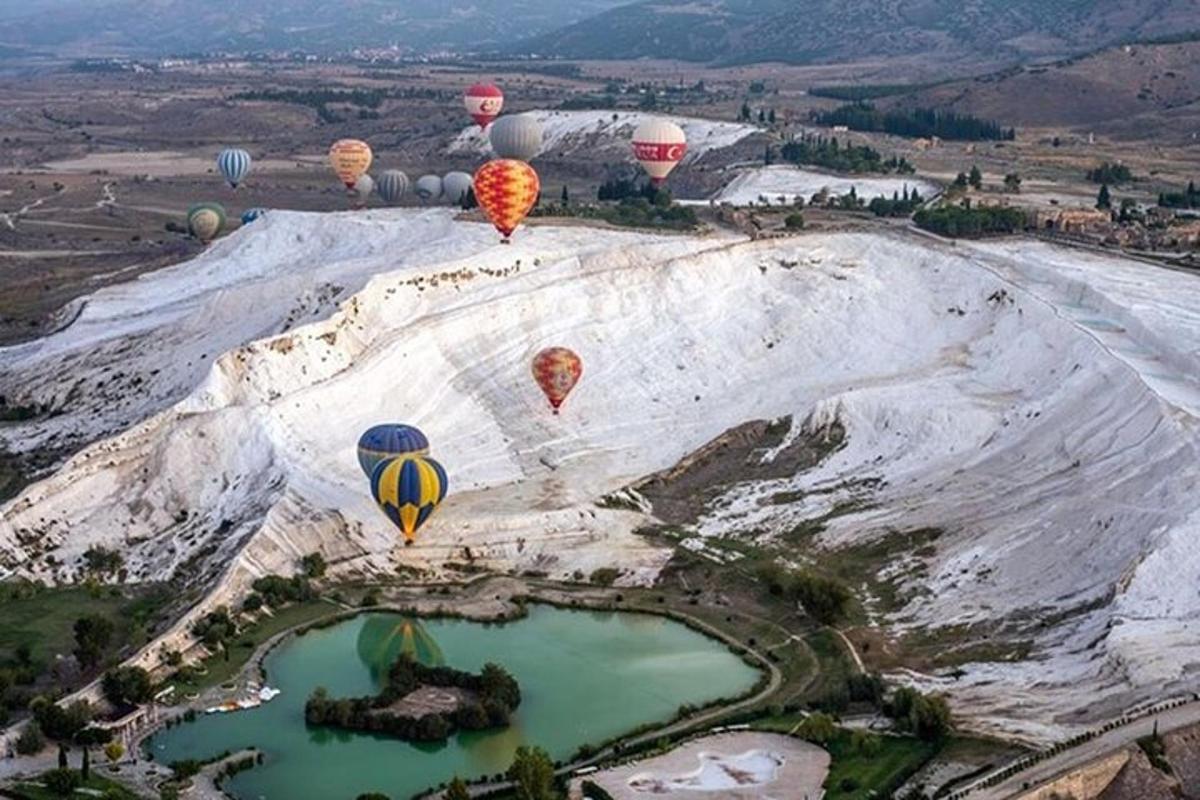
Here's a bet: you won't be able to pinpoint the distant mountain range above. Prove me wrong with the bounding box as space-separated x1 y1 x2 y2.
0 0 1196 64
0 0 632 57
515 0 1200 66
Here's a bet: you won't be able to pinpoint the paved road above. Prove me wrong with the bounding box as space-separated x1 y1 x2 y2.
960 700 1200 799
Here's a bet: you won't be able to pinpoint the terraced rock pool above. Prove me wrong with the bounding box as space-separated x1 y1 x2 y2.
148 606 762 800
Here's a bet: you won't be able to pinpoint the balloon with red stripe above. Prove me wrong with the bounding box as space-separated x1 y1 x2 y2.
464 83 504 129
531 347 582 414
632 119 687 186
473 159 539 243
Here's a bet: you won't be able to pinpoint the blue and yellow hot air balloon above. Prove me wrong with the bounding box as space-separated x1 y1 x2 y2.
370 454 448 545
356 424 429 478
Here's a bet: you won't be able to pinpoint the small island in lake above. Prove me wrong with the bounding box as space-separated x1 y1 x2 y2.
304 654 521 741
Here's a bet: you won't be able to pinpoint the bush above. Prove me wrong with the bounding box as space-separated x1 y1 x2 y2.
42 768 81 796
102 666 154 705
784 213 805 230
15 722 45 754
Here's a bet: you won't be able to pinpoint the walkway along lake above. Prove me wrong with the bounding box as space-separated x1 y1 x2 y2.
148 605 763 800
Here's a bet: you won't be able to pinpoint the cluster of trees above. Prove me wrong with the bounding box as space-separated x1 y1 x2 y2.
780 135 909 175
814 103 1015 141
82 546 125 579
867 186 926 217
101 666 154 706
913 204 1027 238
246 573 315 610
190 607 237 649
1087 162 1133 184
597 179 667 203
738 102 777 124
1158 181 1200 209
886 686 953 741
757 564 851 625
305 655 520 743
546 185 697 231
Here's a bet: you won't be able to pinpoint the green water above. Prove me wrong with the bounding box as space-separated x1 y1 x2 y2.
148 606 761 800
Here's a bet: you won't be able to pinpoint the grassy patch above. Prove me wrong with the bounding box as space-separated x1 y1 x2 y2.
823 730 941 800
801 629 857 704
0 583 170 669
7 771 141 800
165 599 338 693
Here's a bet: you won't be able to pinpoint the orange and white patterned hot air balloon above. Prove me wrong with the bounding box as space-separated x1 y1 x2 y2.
328 139 373 189
473 159 539 243
632 119 687 186
531 347 582 414
464 83 504 129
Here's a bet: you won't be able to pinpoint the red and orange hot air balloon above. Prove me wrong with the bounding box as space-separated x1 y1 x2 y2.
632 119 687 186
531 347 582 414
473 159 539 243
464 83 504 129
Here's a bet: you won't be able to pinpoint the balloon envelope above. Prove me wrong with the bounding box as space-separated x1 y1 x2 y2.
531 347 583 413
357 424 430 478
488 114 542 161
415 174 443 203
463 83 503 128
240 207 267 225
632 119 687 185
329 139 373 188
186 203 226 242
217 148 252 189
353 174 374 199
442 172 473 205
370 455 448 545
376 170 410 205
473 159 540 241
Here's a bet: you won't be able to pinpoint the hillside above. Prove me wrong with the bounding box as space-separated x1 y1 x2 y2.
890 38 1200 135
2 210 1200 738
518 0 1200 67
0 0 632 57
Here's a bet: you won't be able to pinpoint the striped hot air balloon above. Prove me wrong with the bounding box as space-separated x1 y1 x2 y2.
370 455 448 545
186 203 226 242
217 148 252 189
473 159 539 243
463 83 503 128
329 139 373 189
632 119 687 186
531 347 582 414
356 424 430 479
376 170 410 205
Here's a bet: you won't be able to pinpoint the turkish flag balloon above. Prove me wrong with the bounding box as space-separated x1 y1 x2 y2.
531 347 582 414
473 159 540 242
464 83 504 128
632 119 687 186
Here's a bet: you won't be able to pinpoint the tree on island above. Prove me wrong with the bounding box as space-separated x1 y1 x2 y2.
508 746 558 800
446 777 471 800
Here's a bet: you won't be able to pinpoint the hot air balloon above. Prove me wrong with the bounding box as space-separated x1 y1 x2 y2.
531 347 582 414
216 148 252 189
415 174 443 203
376 170 410 205
353 174 375 203
370 454 448 546
357 424 430 479
442 172 473 205
463 83 503 129
240 207 267 225
632 119 687 186
488 113 542 162
356 617 445 679
473 159 539 243
329 139 373 189
186 203 226 242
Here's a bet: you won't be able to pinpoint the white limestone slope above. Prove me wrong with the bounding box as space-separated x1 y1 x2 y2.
447 110 761 163
704 164 940 206
1 210 1199 739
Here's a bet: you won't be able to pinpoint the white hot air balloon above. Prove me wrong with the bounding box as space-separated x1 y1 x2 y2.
415 174 444 203
352 174 375 206
488 113 542 162
442 172 474 205
632 119 688 186
376 170 410 205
